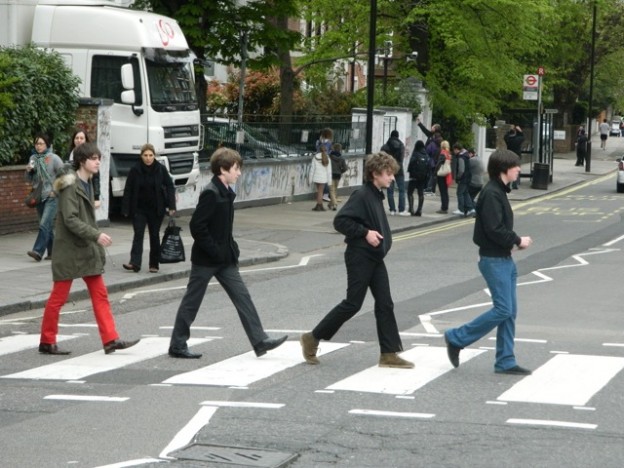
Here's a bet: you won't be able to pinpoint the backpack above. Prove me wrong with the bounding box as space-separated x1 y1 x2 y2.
408 150 429 181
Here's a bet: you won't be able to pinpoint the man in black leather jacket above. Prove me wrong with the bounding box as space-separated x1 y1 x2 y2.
168 148 287 359
300 152 414 369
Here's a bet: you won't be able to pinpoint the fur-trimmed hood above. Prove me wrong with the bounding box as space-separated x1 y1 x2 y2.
52 164 78 192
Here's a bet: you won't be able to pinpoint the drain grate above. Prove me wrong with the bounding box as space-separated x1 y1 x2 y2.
170 443 298 467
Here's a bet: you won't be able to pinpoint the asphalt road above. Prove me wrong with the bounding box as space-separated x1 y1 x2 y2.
1 173 624 468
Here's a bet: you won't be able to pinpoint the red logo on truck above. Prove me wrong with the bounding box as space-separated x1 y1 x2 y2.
157 19 175 46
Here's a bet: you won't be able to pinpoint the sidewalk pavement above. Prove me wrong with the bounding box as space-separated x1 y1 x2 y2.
1 137 622 317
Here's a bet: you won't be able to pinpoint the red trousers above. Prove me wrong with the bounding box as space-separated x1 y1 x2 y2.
40 275 119 345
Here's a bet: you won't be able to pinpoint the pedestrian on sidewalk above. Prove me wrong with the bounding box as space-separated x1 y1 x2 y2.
328 143 348 210
25 133 64 262
407 140 429 216
444 149 533 375
425 133 442 194
300 152 414 369
599 118 609 150
310 141 333 211
67 128 100 209
169 147 287 359
316 128 333 203
38 143 140 355
434 140 453 214
381 130 408 216
121 143 177 273
504 125 524 189
452 143 474 217
468 147 484 208
575 128 588 167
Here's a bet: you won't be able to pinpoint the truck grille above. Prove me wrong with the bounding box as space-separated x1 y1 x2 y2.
167 152 195 175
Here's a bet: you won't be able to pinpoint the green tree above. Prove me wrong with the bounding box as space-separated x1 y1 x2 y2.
0 45 80 165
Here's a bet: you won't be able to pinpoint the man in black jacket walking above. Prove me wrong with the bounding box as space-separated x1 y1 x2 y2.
381 130 407 215
169 148 287 359
300 152 414 369
444 149 533 375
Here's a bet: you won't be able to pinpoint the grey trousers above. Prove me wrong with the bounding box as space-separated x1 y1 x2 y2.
170 263 268 351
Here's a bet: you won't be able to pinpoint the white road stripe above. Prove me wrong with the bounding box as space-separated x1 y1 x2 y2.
507 418 597 430
200 401 284 409
163 341 349 387
44 394 129 402
327 346 486 395
94 458 163 468
159 406 218 459
1 337 210 381
0 334 77 355
498 354 624 406
349 409 435 419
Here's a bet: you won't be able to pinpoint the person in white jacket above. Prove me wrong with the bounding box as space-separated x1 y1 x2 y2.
310 145 332 211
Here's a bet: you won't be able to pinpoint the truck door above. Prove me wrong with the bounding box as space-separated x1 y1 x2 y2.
88 53 148 180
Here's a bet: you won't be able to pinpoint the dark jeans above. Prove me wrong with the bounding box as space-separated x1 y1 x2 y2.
468 184 482 206
425 172 437 193
386 175 406 213
170 263 268 351
436 176 449 211
456 181 474 214
312 248 403 353
130 210 165 269
407 179 426 214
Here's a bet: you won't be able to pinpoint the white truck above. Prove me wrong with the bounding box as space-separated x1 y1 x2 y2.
0 0 202 213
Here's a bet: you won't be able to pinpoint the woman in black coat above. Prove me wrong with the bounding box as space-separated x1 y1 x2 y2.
122 143 176 273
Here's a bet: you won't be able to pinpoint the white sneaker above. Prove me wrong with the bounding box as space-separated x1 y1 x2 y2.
398 211 410 217
466 209 476 216
322 195 330 202
389 210 397 216
452 209 463 215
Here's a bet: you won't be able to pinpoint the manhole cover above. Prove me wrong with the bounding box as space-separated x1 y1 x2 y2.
170 443 298 467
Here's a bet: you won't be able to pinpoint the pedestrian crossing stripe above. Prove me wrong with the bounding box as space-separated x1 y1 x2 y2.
1 337 211 381
163 341 349 387
498 354 624 406
0 334 77 356
327 346 486 395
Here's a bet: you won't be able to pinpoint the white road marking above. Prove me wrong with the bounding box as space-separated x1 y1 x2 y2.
200 401 284 409
327 346 486 395
0 334 77 355
44 395 129 402
163 341 349 387
498 354 624 406
349 409 435 419
94 458 163 468
506 418 597 430
1 337 210 381
159 406 218 459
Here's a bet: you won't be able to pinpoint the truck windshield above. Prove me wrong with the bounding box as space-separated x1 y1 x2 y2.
145 48 198 112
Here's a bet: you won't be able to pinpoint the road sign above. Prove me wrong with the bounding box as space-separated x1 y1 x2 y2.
537 66 546 76
524 74 538 87
523 74 539 100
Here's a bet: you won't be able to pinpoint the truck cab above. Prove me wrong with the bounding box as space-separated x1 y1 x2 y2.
3 0 201 211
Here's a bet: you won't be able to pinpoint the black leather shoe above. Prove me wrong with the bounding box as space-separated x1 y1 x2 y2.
104 338 140 354
168 348 202 359
123 263 140 272
495 365 532 375
254 335 288 357
444 334 461 368
39 343 71 355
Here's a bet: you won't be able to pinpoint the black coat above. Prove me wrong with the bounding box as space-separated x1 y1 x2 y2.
189 176 240 266
381 136 405 177
122 161 176 217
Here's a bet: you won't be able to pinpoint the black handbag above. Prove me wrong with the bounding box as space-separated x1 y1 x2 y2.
24 183 43 208
159 218 185 263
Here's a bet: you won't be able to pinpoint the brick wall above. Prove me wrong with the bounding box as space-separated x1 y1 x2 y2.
0 166 38 235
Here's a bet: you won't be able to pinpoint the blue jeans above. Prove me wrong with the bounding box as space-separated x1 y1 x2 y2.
445 256 518 371
387 175 406 213
32 197 57 257
456 181 474 214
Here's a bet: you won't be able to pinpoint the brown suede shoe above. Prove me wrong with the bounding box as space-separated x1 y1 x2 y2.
378 352 414 369
300 332 320 365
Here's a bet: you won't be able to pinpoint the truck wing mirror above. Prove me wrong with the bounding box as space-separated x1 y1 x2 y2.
121 90 135 105
121 63 135 90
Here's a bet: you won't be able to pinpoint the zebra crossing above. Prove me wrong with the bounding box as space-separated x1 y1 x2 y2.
1 333 623 413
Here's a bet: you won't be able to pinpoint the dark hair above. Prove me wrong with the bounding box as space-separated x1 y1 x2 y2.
390 130 399 138
210 147 243 175
366 152 399 181
33 132 51 148
319 128 333 140
72 142 101 170
332 142 342 152
414 140 425 151
70 128 90 151
452 142 463 151
487 149 520 180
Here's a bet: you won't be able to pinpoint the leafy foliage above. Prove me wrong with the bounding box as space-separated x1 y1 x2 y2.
0 45 80 165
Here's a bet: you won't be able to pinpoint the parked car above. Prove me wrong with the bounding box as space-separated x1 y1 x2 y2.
617 157 624 193
610 120 622 137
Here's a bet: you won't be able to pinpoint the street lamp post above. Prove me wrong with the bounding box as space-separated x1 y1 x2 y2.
365 0 377 155
586 0 597 173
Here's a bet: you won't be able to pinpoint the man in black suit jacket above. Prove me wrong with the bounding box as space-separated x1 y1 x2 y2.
168 148 287 359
